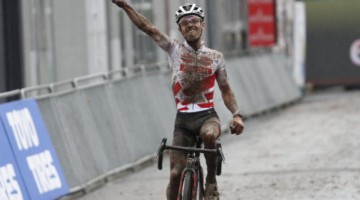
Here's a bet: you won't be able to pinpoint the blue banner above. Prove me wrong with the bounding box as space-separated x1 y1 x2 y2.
0 121 30 200
0 99 69 200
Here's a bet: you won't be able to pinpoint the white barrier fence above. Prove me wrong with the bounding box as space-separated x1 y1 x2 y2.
0 52 301 195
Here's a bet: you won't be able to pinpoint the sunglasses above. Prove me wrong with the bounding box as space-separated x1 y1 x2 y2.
178 16 202 27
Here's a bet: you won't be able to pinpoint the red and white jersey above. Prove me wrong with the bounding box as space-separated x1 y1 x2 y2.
159 39 226 113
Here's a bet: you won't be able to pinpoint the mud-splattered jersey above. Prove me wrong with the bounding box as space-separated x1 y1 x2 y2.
158 38 226 113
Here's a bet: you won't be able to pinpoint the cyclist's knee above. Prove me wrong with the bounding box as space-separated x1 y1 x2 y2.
170 156 185 175
169 164 183 183
170 168 181 179
201 130 218 146
200 122 220 146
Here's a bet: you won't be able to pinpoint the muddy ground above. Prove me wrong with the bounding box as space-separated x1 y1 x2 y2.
73 87 360 200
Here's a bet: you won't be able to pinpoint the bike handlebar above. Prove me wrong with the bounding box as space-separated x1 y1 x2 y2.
164 145 218 154
156 138 167 170
155 137 225 174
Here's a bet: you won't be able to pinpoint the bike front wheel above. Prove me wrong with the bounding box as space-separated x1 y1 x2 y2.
181 171 193 200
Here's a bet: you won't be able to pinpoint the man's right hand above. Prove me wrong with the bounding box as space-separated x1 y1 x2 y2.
112 0 127 8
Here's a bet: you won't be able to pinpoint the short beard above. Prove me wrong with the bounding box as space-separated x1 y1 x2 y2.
185 29 203 43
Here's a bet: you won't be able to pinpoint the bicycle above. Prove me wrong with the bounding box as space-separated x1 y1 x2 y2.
156 137 225 200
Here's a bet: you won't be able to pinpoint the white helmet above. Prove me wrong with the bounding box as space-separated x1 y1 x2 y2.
175 3 205 24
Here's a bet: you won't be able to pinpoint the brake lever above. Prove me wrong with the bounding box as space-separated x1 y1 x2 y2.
216 141 225 164
156 138 167 157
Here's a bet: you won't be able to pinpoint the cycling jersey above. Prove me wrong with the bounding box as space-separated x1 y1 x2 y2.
158 38 226 113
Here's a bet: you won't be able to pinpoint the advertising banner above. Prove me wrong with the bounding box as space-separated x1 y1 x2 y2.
248 0 277 47
306 0 360 86
0 99 69 200
0 121 30 200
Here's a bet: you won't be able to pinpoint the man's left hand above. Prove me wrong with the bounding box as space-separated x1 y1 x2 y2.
230 116 244 135
112 0 127 8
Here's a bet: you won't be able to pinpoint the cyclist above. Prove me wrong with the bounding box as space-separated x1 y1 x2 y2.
111 1 244 199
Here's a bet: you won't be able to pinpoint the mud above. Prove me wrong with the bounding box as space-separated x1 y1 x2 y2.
74 87 360 200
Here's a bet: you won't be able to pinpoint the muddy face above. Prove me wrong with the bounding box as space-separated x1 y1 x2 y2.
178 16 204 43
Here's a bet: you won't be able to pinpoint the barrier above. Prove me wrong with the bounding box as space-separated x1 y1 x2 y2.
0 52 301 195
0 99 69 200
34 63 176 189
214 53 301 130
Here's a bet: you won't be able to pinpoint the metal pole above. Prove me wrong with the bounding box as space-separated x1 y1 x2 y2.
45 0 57 82
3 0 24 91
205 1 215 49
0 0 5 93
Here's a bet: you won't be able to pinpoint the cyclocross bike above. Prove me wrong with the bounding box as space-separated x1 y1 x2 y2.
156 137 225 200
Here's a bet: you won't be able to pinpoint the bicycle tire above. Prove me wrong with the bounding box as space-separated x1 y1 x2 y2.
198 166 205 199
181 172 193 200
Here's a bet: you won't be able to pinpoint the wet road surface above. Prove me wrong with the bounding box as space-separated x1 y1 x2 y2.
73 88 360 200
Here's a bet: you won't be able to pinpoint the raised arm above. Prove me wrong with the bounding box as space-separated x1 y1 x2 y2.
112 0 170 50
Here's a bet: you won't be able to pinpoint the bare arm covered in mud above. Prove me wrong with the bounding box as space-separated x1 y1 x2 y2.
111 0 171 51
216 67 244 135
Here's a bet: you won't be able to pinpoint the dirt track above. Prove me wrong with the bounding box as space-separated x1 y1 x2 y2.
74 87 360 200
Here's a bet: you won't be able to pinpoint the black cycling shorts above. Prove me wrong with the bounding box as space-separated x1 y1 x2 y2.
173 108 220 139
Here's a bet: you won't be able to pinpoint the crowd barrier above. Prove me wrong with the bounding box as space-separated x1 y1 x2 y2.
0 99 69 200
0 52 301 199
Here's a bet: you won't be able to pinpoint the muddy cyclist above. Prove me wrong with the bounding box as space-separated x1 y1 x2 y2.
111 1 245 199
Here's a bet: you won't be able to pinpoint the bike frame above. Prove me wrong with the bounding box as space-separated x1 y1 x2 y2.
156 137 225 200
